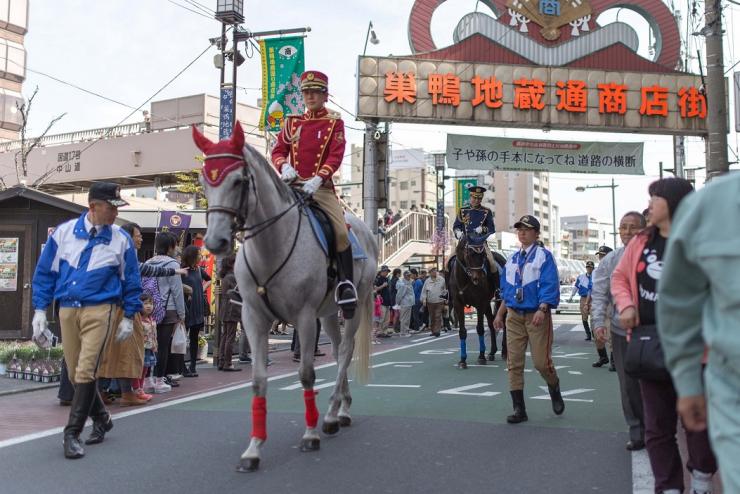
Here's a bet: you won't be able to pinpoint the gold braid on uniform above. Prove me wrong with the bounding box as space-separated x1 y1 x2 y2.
284 117 301 144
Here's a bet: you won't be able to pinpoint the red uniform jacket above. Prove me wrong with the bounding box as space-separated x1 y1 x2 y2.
271 108 346 189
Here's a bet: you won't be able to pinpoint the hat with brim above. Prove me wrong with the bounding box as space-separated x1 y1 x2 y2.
586 261 595 268
89 182 129 207
468 186 485 198
513 215 540 231
595 245 613 256
300 70 328 93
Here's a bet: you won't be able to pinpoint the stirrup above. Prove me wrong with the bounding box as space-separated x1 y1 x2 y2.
334 280 358 306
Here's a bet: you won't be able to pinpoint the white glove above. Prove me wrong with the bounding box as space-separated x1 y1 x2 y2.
302 176 323 196
474 226 483 234
32 309 47 341
280 164 298 183
116 317 134 342
454 229 463 240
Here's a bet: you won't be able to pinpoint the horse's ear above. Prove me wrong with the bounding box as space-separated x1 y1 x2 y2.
231 120 245 150
192 125 213 153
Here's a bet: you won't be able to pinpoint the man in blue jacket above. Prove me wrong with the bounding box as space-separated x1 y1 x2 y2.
570 260 595 341
32 182 142 459
494 215 562 424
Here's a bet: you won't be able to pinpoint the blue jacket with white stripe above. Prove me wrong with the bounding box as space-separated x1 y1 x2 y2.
501 244 560 312
32 213 143 318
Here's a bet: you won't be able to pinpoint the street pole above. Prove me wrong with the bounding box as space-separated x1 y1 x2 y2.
705 0 729 180
673 135 685 178
231 24 238 128
363 121 378 233
610 177 617 250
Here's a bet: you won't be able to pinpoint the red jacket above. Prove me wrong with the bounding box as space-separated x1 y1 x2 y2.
271 108 346 188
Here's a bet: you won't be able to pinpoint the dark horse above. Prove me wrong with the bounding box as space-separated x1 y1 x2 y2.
446 235 507 369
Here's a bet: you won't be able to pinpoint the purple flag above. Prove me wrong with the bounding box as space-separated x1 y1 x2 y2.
158 211 192 233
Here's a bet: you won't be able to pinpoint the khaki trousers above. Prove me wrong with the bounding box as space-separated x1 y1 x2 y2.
505 311 559 391
427 302 444 335
312 187 350 251
579 296 591 319
59 304 117 384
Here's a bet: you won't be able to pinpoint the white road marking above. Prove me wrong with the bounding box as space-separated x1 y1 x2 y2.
0 333 457 449
371 361 423 369
632 449 654 493
530 386 595 402
280 379 327 391
552 352 590 359
419 349 455 355
366 384 421 388
567 371 583 375
438 383 501 397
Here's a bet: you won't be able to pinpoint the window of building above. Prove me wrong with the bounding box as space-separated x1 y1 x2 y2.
543 187 549 195
534 184 540 191
400 181 409 190
400 201 408 209
543 200 549 207
410 180 416 186
543 225 549 232
543 212 549 220
391 201 397 206
534 197 540 204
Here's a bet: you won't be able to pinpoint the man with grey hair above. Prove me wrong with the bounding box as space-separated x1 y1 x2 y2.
591 210 646 451
395 270 416 336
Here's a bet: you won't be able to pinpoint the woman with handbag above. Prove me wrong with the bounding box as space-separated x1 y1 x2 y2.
180 245 210 377
611 178 716 494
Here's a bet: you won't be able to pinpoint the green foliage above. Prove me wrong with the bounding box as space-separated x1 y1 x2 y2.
0 340 64 364
174 159 207 208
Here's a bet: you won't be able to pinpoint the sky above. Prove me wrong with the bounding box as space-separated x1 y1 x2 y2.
21 0 740 226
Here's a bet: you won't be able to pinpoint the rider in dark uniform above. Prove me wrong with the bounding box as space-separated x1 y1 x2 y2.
452 186 497 285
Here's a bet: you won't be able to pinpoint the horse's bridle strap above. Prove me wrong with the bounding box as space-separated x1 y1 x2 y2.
204 153 245 161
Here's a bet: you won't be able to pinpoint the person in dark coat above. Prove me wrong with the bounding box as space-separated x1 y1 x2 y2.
180 245 211 377
218 254 242 371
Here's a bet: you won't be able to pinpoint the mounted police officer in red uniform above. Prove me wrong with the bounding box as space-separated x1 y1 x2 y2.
271 70 358 318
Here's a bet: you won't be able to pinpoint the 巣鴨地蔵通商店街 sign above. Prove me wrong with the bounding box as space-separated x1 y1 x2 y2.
446 134 644 175
356 56 709 136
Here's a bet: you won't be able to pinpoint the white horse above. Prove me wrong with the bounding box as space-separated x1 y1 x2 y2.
192 122 376 472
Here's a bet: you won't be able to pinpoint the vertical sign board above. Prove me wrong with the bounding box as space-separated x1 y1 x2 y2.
735 72 740 133
454 178 478 212
259 36 305 132
219 85 235 141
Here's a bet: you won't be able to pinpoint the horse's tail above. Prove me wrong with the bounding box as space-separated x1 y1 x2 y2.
352 289 373 384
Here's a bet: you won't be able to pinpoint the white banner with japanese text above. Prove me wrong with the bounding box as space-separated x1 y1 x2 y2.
446 134 644 175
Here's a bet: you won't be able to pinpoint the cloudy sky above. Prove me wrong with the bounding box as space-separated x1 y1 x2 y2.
22 0 740 224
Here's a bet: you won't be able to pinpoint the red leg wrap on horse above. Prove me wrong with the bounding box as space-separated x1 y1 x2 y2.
252 396 267 440
304 389 319 428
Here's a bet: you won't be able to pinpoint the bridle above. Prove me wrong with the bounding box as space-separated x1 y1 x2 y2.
203 151 304 321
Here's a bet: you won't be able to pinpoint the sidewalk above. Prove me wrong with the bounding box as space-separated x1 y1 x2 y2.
0 376 59 397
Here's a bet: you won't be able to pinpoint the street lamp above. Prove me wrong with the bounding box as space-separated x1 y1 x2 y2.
575 177 618 250
215 0 244 24
363 21 380 56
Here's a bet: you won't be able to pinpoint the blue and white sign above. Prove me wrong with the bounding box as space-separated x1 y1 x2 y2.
219 86 235 141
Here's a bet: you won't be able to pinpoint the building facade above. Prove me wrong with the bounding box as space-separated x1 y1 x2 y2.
560 215 613 260
0 0 27 141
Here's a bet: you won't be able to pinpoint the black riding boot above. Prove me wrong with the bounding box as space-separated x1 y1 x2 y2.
85 387 113 445
63 381 97 459
336 247 358 320
583 319 592 341
506 390 528 424
548 380 565 415
592 347 609 368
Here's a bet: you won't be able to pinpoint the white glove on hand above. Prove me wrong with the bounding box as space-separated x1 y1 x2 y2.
302 176 323 196
454 229 463 240
32 309 48 341
280 164 298 183
116 317 134 342
474 226 483 234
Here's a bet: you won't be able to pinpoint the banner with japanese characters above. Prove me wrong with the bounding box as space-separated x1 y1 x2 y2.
259 36 305 132
357 56 710 136
446 134 644 175
454 178 478 210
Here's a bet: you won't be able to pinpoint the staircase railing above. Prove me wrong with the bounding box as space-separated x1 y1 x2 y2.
378 211 450 264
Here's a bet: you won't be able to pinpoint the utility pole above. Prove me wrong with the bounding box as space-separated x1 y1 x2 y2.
363 121 378 233
704 0 729 180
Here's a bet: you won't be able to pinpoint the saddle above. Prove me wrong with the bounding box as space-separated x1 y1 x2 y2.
304 201 367 261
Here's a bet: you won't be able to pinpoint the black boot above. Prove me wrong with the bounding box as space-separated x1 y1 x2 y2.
63 382 97 459
85 387 113 445
548 381 565 415
608 352 616 372
335 247 358 320
583 320 592 341
592 347 609 367
506 390 528 424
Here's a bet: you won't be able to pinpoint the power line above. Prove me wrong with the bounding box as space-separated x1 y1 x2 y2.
182 0 213 16
165 0 213 19
32 43 215 187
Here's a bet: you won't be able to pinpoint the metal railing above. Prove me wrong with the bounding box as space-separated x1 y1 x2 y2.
378 211 451 263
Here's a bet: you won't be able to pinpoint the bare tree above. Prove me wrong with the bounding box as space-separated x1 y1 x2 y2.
13 86 66 187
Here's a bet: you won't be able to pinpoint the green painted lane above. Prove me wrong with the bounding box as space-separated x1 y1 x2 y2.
175 330 626 433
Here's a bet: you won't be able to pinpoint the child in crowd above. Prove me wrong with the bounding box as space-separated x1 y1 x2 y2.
139 293 160 395
372 293 383 344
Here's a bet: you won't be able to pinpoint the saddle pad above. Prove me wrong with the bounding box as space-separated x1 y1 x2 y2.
305 207 367 260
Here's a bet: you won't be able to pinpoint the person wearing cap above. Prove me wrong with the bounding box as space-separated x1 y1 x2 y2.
493 215 563 424
591 245 615 370
271 70 357 318
570 260 595 341
373 265 393 337
452 186 497 284
591 212 646 451
31 182 142 459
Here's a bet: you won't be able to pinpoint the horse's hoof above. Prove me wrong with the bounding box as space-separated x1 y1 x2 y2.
300 438 321 452
477 357 487 365
458 361 468 369
322 421 340 435
236 457 260 473
487 353 496 361
338 415 352 427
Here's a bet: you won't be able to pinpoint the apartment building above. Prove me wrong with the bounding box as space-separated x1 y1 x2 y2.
560 215 614 260
0 0 27 141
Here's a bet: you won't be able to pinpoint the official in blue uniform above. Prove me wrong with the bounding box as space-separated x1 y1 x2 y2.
494 215 563 423
452 186 496 275
571 261 595 341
